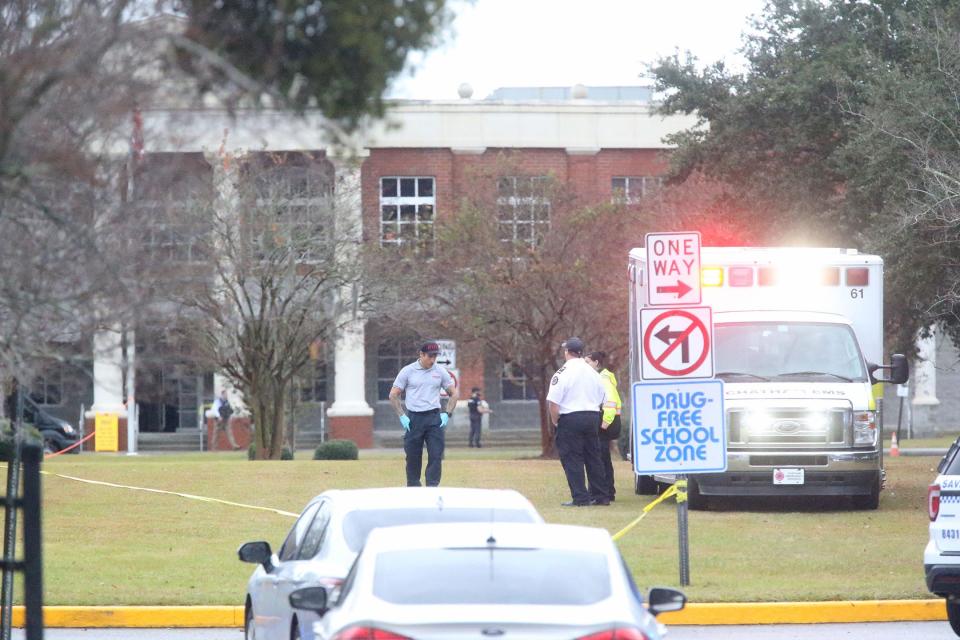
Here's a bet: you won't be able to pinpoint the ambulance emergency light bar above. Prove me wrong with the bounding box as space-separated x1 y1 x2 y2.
700 265 870 288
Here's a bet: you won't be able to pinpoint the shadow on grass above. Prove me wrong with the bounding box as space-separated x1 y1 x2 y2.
698 495 866 512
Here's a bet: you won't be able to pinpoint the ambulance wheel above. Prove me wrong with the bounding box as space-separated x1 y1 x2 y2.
687 478 708 510
635 475 659 495
852 475 880 510
947 598 960 636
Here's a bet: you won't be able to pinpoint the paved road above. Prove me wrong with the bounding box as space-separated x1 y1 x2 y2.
670 621 956 639
11 622 957 640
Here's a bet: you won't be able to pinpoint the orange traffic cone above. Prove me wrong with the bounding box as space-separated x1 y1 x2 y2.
890 432 900 457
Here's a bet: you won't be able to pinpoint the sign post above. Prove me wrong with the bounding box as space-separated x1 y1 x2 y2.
636 229 719 587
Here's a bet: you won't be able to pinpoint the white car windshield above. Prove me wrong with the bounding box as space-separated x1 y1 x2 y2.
714 322 867 382
372 548 611 605
341 508 538 552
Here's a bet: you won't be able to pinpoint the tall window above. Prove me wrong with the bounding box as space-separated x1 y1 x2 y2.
377 339 420 400
501 360 537 401
30 366 63 406
612 176 663 203
297 358 328 403
252 156 332 262
497 176 550 247
380 177 435 254
135 153 212 263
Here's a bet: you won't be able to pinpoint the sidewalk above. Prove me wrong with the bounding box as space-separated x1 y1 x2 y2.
12 600 947 627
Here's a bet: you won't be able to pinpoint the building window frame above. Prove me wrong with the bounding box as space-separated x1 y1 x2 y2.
30 366 63 406
296 357 328 403
252 159 333 263
611 176 663 203
376 338 420 401
497 176 551 247
500 360 538 401
379 177 435 254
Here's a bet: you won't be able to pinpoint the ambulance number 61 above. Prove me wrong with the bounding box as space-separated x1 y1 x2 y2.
850 288 865 299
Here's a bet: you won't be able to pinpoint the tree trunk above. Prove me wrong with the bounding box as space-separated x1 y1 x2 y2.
250 379 288 460
538 394 558 459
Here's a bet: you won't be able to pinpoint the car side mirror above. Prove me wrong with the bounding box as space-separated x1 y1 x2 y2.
238 541 274 572
868 353 909 385
289 586 329 614
647 587 686 616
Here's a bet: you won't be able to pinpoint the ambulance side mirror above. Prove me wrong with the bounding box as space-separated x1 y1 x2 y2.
869 354 909 385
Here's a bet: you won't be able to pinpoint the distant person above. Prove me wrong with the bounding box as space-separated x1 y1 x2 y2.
586 351 622 503
547 337 608 506
389 341 460 486
212 389 239 450
467 387 492 448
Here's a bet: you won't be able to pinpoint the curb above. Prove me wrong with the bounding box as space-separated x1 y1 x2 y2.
11 600 947 627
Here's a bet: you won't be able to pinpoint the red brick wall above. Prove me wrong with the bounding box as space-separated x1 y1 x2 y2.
328 415 374 448
363 147 670 237
206 416 253 451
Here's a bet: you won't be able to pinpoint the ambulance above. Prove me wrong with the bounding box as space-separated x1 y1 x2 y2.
628 247 909 509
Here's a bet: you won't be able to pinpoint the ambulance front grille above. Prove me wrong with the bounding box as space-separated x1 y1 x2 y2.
727 408 850 447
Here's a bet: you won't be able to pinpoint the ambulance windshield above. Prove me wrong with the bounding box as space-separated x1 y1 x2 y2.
714 322 867 382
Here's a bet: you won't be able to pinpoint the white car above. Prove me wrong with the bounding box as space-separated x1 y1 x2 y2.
926 436 960 636
239 487 544 640
296 522 686 640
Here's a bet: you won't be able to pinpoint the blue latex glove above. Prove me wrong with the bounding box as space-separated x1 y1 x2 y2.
439 412 449 428
399 415 411 431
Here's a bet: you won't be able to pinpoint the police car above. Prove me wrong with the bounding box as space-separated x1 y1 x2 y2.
926 436 960 636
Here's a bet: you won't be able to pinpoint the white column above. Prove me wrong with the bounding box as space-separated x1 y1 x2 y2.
204 145 248 418
125 328 138 454
327 155 373 418
91 326 125 415
913 326 940 406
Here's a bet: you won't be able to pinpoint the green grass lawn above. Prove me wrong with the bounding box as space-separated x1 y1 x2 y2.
36 448 940 605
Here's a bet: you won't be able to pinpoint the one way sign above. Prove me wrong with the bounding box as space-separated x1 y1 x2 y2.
645 232 701 306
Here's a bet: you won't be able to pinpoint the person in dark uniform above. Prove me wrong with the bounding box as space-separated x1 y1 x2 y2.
467 387 491 448
389 341 459 486
547 337 608 506
586 351 622 503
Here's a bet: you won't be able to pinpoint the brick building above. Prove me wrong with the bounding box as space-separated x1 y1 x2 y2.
48 86 957 451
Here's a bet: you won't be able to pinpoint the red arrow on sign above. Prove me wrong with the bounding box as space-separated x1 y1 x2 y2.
655 279 693 299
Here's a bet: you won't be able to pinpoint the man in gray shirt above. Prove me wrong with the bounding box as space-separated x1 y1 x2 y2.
389 341 460 486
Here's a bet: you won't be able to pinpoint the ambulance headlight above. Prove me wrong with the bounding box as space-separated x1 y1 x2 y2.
853 411 877 446
804 412 829 432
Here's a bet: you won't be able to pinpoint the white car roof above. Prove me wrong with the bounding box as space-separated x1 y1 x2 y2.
312 487 540 513
363 522 612 553
714 310 853 325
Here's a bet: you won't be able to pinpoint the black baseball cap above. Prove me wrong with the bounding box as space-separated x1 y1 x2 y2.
420 341 441 355
562 337 585 355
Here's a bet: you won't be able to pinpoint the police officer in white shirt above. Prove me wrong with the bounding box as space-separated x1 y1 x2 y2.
547 337 609 506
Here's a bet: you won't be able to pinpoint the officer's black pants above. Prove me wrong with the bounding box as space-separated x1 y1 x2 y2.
469 416 482 447
404 409 444 486
556 410 605 504
596 414 622 501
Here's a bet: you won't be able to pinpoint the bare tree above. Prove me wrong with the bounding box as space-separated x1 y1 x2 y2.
163 152 359 459
366 162 644 457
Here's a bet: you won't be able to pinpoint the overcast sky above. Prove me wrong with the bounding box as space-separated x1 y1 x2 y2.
388 0 767 100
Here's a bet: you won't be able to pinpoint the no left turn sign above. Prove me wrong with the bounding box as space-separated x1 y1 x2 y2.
640 306 714 380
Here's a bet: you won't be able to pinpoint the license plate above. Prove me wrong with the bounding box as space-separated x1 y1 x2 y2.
773 468 804 485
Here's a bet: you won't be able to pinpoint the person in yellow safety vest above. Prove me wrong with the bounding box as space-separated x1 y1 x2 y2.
586 351 622 503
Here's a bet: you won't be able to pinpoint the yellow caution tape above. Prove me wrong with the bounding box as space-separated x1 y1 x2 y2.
674 478 688 504
0 464 298 518
612 483 679 541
